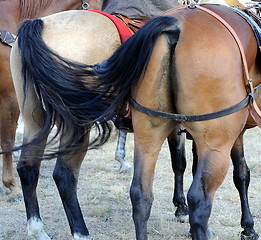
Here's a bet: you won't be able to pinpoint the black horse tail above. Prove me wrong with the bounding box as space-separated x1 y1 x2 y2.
15 16 180 157
16 18 113 158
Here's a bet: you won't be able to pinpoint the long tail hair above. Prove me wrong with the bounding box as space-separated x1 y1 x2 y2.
15 15 180 157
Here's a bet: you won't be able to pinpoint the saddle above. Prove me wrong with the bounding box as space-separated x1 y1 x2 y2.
231 5 261 51
113 14 148 34
240 4 261 25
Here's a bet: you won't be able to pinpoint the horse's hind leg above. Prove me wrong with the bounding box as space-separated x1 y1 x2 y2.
130 114 175 239
131 137 162 239
187 144 231 240
16 100 51 240
53 131 91 240
18 132 50 240
11 44 51 239
167 126 188 222
115 130 132 172
16 110 50 239
231 132 259 240
0 94 21 200
185 114 247 239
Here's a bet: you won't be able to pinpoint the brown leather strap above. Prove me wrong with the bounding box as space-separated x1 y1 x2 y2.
114 14 148 34
130 94 252 122
196 6 250 80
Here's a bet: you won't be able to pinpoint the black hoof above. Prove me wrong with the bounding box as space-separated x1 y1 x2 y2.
241 231 259 240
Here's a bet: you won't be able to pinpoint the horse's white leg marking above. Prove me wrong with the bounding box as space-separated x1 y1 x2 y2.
27 217 51 240
73 233 92 240
115 131 133 173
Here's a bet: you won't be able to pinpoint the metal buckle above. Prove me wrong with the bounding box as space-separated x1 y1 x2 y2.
81 0 89 10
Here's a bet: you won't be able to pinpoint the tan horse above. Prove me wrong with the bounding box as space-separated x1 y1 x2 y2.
0 0 102 200
9 3 260 240
10 9 121 240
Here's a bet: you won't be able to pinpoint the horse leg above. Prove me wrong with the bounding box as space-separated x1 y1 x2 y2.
130 113 175 239
16 100 52 240
16 113 51 240
231 132 259 240
18 138 50 240
53 131 91 240
11 45 51 239
130 140 161 239
115 130 132 172
167 127 188 222
185 113 246 240
190 132 258 239
187 145 231 240
0 95 21 200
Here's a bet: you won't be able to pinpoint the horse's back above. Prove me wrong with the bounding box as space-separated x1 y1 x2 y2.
41 10 121 64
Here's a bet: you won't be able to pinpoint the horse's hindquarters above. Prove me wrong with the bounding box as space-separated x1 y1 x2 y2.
41 10 121 64
166 5 256 138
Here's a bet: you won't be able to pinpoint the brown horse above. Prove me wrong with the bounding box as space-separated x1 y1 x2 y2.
0 0 102 200
9 3 260 240
113 3 261 239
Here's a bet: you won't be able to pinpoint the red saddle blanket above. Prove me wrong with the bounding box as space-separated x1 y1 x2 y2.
88 10 132 43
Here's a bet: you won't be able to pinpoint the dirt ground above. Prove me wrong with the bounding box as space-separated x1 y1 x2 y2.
0 127 260 240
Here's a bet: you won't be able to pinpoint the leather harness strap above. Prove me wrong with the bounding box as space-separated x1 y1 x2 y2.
130 4 261 123
129 95 252 122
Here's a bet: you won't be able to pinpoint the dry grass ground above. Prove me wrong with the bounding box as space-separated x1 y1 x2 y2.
0 127 260 240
